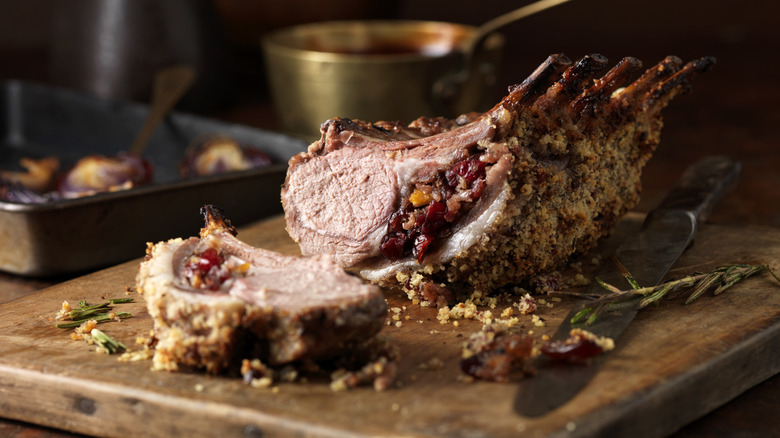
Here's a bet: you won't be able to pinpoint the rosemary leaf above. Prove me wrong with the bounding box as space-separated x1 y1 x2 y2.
614 258 641 290
639 282 675 309
107 298 134 304
595 277 621 293
91 328 126 354
570 307 594 324
68 302 111 320
685 272 723 304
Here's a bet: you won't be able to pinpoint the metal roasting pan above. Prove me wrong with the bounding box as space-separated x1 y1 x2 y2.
0 81 308 277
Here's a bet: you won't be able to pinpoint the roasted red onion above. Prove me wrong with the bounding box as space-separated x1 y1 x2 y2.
56 153 153 199
180 137 272 178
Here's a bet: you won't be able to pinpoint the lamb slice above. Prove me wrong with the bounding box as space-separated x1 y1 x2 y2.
282 54 715 306
137 205 387 373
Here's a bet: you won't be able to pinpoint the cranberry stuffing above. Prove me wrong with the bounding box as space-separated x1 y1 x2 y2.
184 247 229 290
540 338 604 364
460 333 534 382
380 154 488 262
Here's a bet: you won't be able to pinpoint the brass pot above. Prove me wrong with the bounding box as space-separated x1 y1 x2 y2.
262 20 504 140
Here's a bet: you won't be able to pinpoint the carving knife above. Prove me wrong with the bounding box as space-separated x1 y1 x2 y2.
513 155 741 417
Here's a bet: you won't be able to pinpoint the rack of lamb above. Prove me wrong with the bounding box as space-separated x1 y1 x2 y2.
281 53 715 306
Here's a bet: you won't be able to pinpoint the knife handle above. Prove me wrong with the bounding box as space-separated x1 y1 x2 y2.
649 156 741 226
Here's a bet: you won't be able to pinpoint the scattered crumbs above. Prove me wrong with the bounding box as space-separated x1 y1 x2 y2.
542 334 551 341
551 297 562 303
194 383 204 392
394 321 403 328
528 330 534 335
453 321 460 327
567 272 590 287
56 301 73 320
117 346 153 362
531 315 545 327
566 422 577 432
573 328 615 352
591 256 601 266
391 403 401 412
513 293 537 315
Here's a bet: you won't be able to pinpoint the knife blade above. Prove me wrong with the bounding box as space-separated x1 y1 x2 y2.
514 155 741 417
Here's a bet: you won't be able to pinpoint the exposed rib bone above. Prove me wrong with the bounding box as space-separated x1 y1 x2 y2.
644 57 716 111
570 56 644 118
618 55 683 106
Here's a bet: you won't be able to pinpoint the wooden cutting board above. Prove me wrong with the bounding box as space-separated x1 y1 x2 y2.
0 213 778 438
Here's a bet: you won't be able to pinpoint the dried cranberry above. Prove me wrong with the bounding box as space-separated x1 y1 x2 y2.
540 338 603 364
451 156 486 183
196 248 222 270
444 168 459 188
466 179 486 201
380 232 408 260
421 201 447 234
412 233 434 263
387 208 410 233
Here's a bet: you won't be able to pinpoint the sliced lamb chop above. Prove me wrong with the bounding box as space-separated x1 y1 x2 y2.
137 205 387 374
282 53 715 306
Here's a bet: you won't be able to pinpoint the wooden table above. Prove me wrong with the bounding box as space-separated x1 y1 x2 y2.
1 0 778 436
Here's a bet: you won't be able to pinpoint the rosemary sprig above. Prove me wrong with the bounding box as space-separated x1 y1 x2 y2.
572 263 780 324
56 312 132 329
90 328 127 354
56 298 134 328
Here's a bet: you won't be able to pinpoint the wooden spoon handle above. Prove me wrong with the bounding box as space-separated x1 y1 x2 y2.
129 65 196 156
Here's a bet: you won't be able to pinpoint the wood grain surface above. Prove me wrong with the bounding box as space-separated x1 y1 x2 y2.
0 213 778 438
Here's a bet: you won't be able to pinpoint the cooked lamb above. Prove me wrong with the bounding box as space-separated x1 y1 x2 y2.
282 53 714 306
137 205 387 373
